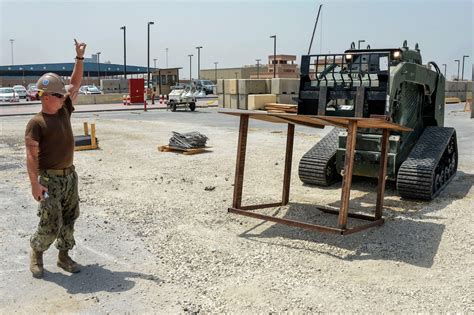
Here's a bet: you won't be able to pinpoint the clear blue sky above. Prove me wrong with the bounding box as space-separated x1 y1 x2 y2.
1 0 472 80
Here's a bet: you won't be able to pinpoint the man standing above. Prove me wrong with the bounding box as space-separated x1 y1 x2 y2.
25 39 86 278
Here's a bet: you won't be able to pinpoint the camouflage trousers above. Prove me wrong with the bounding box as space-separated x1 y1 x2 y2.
30 170 80 252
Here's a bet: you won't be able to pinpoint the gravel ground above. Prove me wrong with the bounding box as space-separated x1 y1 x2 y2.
0 105 473 313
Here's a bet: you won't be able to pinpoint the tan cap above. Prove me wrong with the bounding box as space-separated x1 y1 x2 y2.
36 73 67 96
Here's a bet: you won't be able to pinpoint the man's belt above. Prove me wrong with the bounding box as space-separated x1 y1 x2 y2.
41 165 75 176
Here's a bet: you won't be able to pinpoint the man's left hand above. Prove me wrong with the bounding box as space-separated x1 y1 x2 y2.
74 39 87 58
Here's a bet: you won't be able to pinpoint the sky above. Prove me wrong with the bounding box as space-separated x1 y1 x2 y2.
0 0 472 80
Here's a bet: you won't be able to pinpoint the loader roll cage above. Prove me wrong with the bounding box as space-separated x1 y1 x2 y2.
298 50 400 118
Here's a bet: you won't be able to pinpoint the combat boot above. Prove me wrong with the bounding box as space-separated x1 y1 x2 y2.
57 250 80 273
30 249 44 278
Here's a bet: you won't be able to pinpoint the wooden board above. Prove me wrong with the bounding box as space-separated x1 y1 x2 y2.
158 145 211 155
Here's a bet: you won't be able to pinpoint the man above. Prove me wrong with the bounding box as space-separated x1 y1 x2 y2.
25 39 86 278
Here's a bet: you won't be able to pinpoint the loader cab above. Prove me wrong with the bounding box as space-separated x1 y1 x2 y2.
298 47 409 117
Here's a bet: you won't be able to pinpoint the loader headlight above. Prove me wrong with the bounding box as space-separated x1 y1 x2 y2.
345 54 353 61
393 50 401 59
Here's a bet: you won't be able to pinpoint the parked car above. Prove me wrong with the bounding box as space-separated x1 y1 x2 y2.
195 80 216 95
26 84 39 101
13 85 27 99
79 85 102 95
0 87 19 102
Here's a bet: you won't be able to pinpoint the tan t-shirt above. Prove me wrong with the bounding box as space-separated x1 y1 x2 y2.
25 97 75 170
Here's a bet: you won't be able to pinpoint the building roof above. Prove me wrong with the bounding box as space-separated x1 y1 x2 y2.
0 62 154 77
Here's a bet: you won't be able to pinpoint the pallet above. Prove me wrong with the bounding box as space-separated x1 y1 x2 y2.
157 145 211 155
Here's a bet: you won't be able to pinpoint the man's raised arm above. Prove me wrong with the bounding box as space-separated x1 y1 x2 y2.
68 39 87 102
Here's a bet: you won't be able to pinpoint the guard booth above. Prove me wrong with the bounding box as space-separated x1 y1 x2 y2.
153 68 182 95
129 78 145 104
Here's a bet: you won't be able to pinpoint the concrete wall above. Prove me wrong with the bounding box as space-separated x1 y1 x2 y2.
75 93 125 105
445 80 472 102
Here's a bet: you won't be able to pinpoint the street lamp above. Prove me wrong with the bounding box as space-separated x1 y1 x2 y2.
256 59 261 79
96 52 101 82
188 54 193 81
195 46 203 80
269 35 276 78
165 48 169 68
358 40 365 49
461 55 469 81
442 64 447 78
9 39 14 65
214 62 218 83
454 59 460 81
120 26 127 78
147 21 155 88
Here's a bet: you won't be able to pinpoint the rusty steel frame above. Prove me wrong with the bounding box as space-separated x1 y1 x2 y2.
228 113 393 235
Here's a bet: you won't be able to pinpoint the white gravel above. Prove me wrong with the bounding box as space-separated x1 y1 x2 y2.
0 107 473 313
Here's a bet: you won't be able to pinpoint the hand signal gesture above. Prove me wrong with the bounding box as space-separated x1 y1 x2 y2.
74 39 87 58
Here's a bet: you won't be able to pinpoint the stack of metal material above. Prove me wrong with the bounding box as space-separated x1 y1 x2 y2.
169 131 208 149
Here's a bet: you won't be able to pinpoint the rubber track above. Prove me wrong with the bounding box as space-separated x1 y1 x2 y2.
397 126 457 200
298 128 341 186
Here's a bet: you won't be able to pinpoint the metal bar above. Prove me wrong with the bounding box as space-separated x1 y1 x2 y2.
282 124 295 205
316 206 377 221
331 56 336 85
232 114 249 209
229 207 343 234
338 120 358 229
375 128 390 219
323 56 328 85
342 219 384 235
367 54 372 87
318 86 328 116
340 54 345 85
354 86 365 118
240 202 283 211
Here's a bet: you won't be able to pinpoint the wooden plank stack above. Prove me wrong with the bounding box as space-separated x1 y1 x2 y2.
264 103 298 114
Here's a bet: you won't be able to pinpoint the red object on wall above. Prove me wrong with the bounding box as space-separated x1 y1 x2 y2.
128 78 145 104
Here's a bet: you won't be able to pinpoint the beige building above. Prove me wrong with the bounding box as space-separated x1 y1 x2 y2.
200 54 300 81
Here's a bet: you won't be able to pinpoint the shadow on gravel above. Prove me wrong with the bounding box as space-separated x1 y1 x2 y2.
237 172 474 268
42 263 162 294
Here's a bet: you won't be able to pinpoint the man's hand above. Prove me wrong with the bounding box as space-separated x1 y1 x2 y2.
74 39 87 58
32 182 48 202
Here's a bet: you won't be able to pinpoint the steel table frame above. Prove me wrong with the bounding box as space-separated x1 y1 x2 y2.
222 110 412 235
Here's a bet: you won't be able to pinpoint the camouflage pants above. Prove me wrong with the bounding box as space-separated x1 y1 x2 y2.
30 170 80 252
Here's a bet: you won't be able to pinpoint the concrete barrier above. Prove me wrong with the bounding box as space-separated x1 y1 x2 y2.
75 93 126 105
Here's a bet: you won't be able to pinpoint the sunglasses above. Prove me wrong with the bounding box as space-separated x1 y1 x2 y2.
49 93 65 99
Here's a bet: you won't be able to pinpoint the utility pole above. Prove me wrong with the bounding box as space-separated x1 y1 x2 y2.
120 26 127 78
9 39 14 65
147 21 155 88
153 58 157 69
461 55 469 81
214 62 218 83
196 46 203 80
269 35 276 78
454 59 460 81
256 59 261 79
188 54 193 82
165 48 169 68
442 63 447 78
97 52 101 83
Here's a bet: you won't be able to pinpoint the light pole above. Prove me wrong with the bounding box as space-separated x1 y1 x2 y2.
147 21 155 88
269 35 276 78
454 59 460 80
461 55 469 81
9 39 14 65
165 48 169 68
442 63 447 78
256 59 261 79
96 52 101 83
214 62 218 83
120 26 127 78
195 46 203 80
358 40 365 49
188 54 193 82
